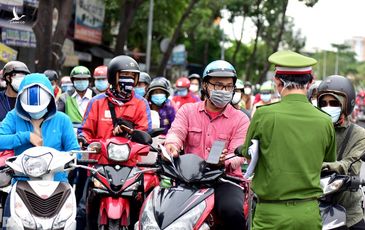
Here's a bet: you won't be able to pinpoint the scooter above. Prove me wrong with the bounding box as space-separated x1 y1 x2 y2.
0 150 13 227
320 154 365 230
1 146 96 230
135 143 253 230
86 125 162 229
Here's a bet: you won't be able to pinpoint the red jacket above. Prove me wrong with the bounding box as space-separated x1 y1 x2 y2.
172 92 200 110
80 91 152 141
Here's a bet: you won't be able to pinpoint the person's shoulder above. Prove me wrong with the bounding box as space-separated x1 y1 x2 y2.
256 101 281 111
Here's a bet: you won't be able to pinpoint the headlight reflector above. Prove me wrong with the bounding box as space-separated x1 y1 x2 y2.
22 153 52 177
107 143 130 162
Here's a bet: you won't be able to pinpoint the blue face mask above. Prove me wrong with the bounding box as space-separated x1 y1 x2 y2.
134 87 146 97
61 84 74 93
95 79 109 92
151 94 167 106
28 108 48 120
175 88 188 96
73 80 89 91
261 93 272 102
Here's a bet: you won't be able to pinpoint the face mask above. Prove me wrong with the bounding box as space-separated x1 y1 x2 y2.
209 90 233 108
176 88 188 96
95 79 109 92
320 106 342 123
118 78 135 97
151 94 167 106
0 80 6 88
311 99 318 107
61 83 74 93
231 92 242 105
11 74 25 92
189 84 199 93
28 108 48 120
73 80 89 91
134 87 146 97
244 87 252 95
261 94 272 102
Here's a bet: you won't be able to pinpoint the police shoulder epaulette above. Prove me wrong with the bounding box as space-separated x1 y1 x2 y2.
256 101 280 109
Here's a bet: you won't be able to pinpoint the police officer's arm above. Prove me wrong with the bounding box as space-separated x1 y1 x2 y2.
323 129 365 175
241 110 260 158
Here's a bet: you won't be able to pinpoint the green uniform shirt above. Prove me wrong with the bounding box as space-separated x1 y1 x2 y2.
242 94 336 201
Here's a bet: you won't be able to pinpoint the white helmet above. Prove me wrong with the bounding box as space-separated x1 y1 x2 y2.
20 85 51 113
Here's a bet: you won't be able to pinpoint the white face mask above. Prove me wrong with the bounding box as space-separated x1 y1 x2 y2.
244 87 252 95
261 93 272 102
232 92 242 105
11 74 25 92
189 84 199 93
321 106 342 123
311 99 318 107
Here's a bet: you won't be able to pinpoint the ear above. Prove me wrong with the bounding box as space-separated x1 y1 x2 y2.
273 77 282 87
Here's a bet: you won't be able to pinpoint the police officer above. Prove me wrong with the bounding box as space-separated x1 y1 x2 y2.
318 75 365 229
241 50 337 229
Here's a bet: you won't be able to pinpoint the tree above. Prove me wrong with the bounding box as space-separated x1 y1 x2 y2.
33 0 73 72
156 0 200 76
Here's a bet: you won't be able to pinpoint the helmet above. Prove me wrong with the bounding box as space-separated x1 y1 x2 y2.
175 77 190 88
244 81 252 87
235 79 244 90
20 85 51 113
202 60 237 82
44 69 59 82
3 61 30 78
146 77 170 98
306 80 322 100
93 65 107 79
70 66 91 79
260 84 274 93
107 55 140 86
188 73 201 81
139 72 152 85
317 75 356 116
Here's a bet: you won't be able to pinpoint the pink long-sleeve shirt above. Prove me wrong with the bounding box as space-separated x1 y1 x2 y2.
165 101 250 177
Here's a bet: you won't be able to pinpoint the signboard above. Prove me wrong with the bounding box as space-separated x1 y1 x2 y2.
169 44 186 66
1 27 36 48
0 0 23 13
0 42 17 63
74 0 105 44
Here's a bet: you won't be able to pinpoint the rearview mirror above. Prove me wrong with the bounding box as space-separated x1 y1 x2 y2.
148 128 165 138
131 130 152 145
234 145 244 156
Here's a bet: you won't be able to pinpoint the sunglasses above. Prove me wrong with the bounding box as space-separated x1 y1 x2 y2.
318 100 341 107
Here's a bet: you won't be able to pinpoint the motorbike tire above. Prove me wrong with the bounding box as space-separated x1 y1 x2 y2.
107 219 122 230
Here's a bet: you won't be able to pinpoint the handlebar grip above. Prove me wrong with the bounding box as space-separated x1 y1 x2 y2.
361 179 365 186
77 159 98 165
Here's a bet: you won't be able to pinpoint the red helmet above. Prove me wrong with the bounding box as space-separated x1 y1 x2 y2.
175 77 190 88
93 65 108 79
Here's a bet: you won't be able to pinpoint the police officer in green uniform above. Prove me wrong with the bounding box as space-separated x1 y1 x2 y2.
241 50 337 230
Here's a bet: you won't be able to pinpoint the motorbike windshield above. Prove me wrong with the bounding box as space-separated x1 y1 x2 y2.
174 154 206 182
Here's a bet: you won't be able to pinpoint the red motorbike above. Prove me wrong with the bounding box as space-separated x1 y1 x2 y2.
0 150 14 226
86 126 162 229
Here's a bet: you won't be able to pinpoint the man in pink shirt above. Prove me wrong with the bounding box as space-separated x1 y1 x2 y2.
165 60 250 230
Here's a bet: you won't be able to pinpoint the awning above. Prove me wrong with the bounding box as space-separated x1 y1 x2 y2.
89 46 114 59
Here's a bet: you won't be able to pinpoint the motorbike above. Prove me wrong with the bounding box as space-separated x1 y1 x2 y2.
85 125 162 229
0 150 14 227
320 154 365 230
0 146 96 230
135 143 253 230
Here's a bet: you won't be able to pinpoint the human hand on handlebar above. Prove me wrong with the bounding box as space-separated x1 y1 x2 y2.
165 143 179 158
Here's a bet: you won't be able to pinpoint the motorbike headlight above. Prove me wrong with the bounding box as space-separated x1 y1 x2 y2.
22 153 52 178
323 178 345 195
14 193 36 229
108 143 130 162
165 201 206 230
53 194 74 229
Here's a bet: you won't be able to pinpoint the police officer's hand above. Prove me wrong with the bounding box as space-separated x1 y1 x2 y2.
165 143 179 158
30 132 43 146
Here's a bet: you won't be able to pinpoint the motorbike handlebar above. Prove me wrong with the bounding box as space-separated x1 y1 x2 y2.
77 159 98 165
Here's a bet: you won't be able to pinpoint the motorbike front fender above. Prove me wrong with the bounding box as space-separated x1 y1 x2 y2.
99 197 130 226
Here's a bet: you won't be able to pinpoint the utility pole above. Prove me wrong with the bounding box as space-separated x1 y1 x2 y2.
146 0 154 73
323 50 326 78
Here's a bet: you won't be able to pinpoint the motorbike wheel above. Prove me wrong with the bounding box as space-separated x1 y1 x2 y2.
107 219 122 230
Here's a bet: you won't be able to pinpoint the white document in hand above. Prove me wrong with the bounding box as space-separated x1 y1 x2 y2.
244 139 259 179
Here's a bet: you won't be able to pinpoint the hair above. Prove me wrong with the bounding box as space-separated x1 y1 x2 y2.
275 73 313 90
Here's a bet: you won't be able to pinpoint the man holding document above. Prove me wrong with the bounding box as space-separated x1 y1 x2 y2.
241 50 336 230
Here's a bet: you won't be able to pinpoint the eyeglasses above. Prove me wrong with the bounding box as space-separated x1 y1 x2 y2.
207 81 234 91
318 100 341 107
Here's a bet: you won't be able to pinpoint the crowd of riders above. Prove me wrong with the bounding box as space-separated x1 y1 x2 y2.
0 49 365 230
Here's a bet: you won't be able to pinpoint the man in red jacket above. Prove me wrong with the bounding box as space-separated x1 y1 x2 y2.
172 77 200 110
80 55 151 142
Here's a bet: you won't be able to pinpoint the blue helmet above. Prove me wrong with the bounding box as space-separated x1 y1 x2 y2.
202 60 237 82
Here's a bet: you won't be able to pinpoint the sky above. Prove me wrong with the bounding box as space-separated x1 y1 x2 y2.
221 0 365 52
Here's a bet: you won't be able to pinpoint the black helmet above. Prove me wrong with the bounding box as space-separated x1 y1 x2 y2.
306 80 321 100
44 69 59 82
317 75 355 116
3 61 30 78
107 55 140 87
139 72 151 85
145 77 170 99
